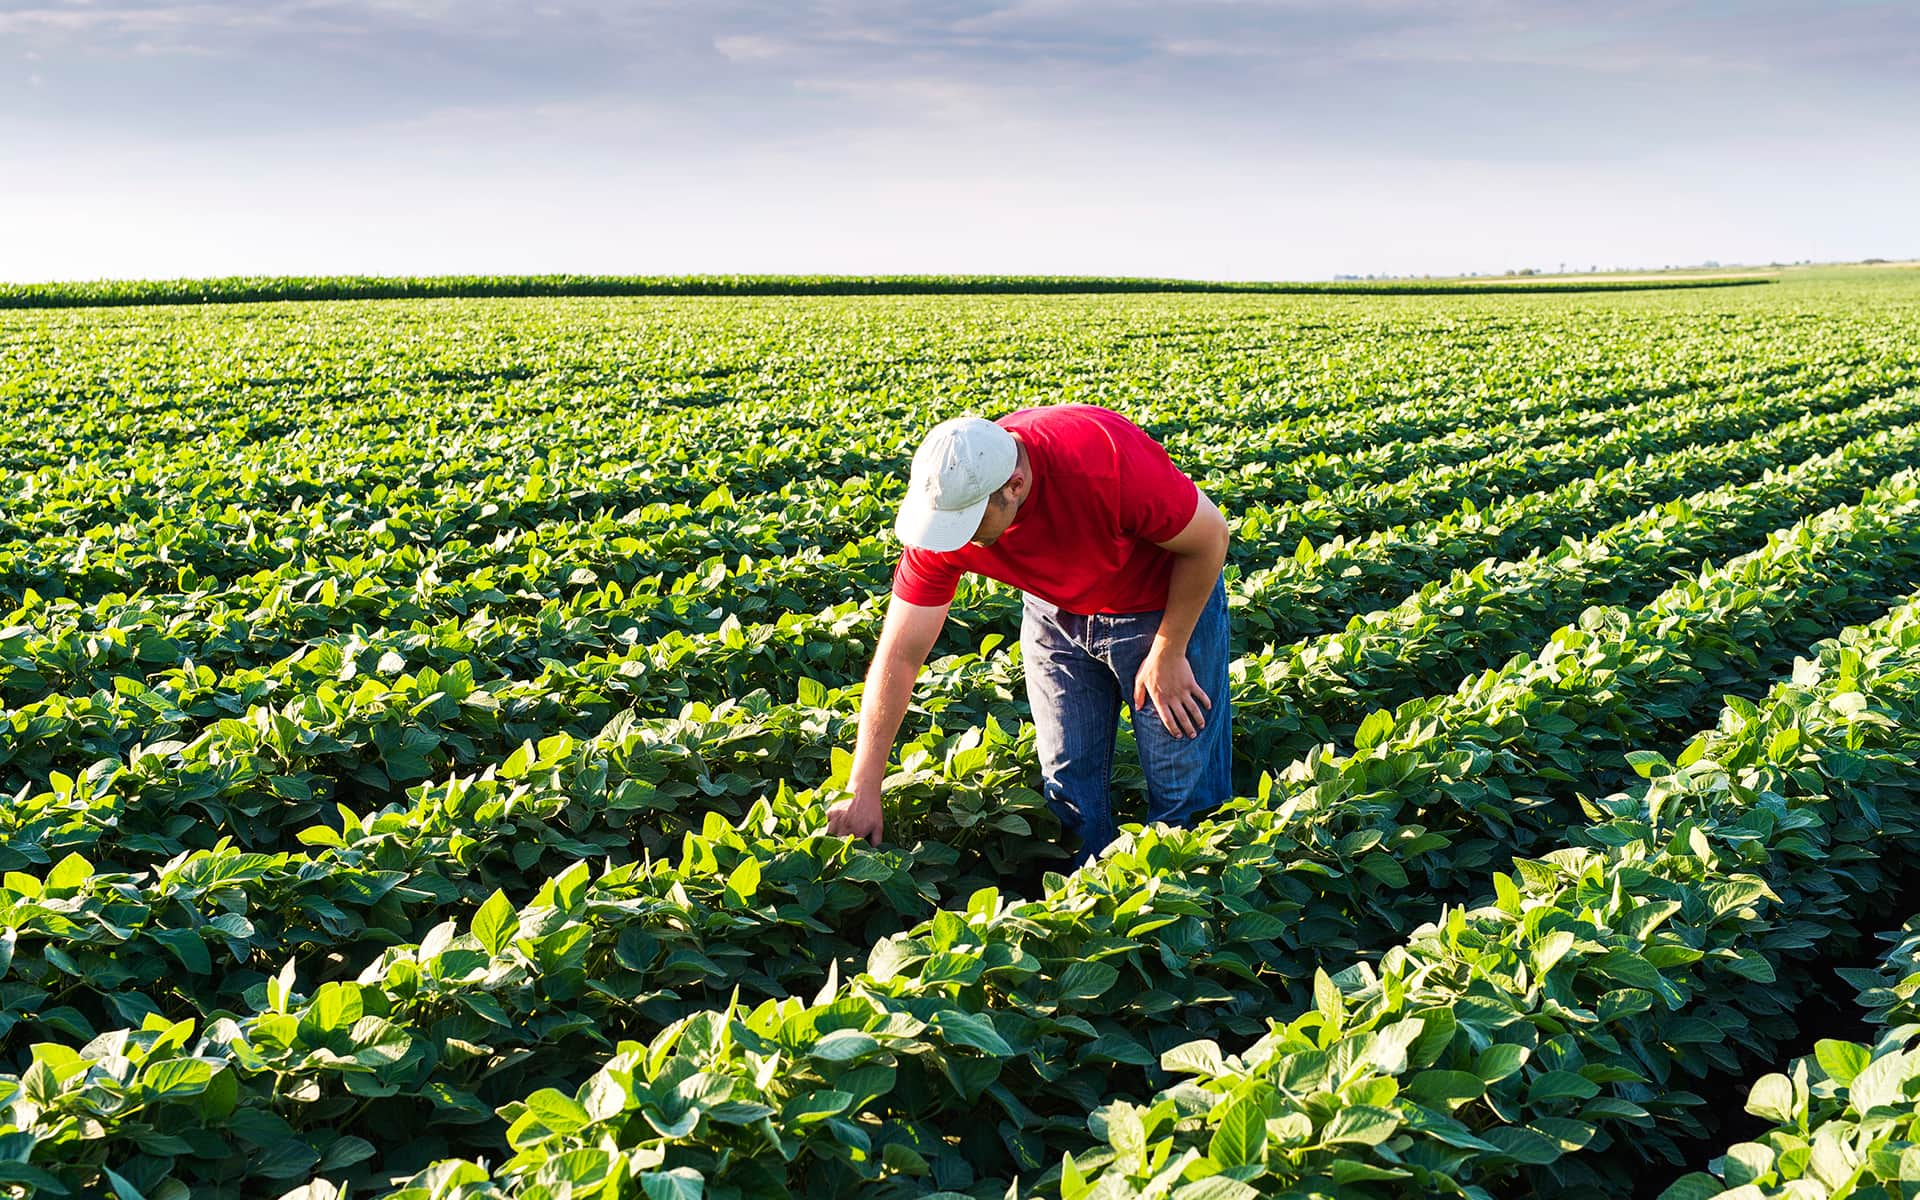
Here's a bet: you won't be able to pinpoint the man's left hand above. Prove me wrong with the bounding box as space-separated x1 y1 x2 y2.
1134 645 1212 739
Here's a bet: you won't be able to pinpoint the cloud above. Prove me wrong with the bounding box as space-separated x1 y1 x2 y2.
789 75 1008 125
10 2 1917 125
713 33 785 61
1 0 1915 280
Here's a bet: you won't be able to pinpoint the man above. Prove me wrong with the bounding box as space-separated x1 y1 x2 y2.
825 404 1233 866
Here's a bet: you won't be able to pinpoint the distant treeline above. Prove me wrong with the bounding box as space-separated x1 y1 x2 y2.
0 273 1775 309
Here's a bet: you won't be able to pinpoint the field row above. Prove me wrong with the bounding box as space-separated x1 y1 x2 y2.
8 468 1920 1196
10 404 1920 892
7 281 1920 1198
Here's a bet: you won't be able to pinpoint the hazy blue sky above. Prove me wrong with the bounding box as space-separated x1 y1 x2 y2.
3 0 1916 281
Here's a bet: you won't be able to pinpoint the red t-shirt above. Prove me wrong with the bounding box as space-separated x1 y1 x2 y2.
892 405 1200 615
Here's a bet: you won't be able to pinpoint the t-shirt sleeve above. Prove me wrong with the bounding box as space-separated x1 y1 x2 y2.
892 547 966 607
1113 421 1201 542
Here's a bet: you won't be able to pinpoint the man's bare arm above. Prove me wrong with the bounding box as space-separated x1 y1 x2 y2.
1134 490 1231 738
825 593 950 843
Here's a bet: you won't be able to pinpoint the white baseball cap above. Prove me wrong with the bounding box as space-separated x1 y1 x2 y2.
894 416 1019 552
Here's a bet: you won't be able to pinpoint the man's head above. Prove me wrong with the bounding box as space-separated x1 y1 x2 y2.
895 416 1030 552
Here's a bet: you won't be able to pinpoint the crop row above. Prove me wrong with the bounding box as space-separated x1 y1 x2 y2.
0 272 1773 310
351 477 1920 1193
1227 416 1920 776
1230 385 1920 644
8 422 1918 955
1 409 1910 982
7 294 1859 524
11 291 1906 589
7 364 1889 680
11 393 1918 875
9 284 1920 1200
377 566 1920 1200
43 536 1910 1200
4 477 1919 1196
1058 589 1920 1199
4 339 1728 601
1659 908 1920 1199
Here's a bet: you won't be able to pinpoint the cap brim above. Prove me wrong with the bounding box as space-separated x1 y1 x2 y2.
895 491 988 553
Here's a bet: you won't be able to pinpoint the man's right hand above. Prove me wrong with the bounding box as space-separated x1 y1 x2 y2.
830 595 948 848
826 788 884 845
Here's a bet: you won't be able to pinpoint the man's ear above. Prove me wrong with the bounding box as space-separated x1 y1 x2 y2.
1003 468 1031 503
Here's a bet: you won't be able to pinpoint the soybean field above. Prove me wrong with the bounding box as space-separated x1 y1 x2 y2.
7 269 1920 1200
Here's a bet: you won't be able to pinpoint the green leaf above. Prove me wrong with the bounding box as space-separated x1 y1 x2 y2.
1106 1102 1147 1160
473 890 517 957
252 1137 321 1179
1407 1007 1457 1067
1407 1070 1484 1108
1483 1125 1562 1165
1746 1073 1797 1124
1815 1040 1871 1087
725 856 761 903
830 1064 895 1106
1848 1049 1915 1115
149 927 212 975
782 1089 853 1124
1492 872 1522 915
932 1010 1013 1057
1529 1116 1596 1152
1530 930 1577 979
101 1168 148 1200
1722 1142 1775 1188
1058 960 1120 1001
1329 1161 1410 1185
639 1168 705 1200
0 1161 73 1196
319 1136 377 1171
1592 949 1665 991
1208 1096 1267 1168
1175 1179 1261 1200
1322 1105 1399 1146
1625 750 1669 778
310 982 362 1033
1083 1034 1156 1066
1475 1043 1530 1083
1314 968 1343 1025
809 1029 882 1063
1161 1040 1226 1077
140 1057 213 1098
529 1150 611 1194
525 1088 593 1134
1061 1152 1089 1200
1353 709 1396 751
45 852 92 893
1359 854 1409 888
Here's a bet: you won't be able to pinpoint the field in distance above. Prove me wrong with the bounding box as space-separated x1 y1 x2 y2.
5 270 1920 1199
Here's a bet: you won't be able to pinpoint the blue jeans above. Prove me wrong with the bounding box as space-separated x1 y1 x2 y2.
1020 574 1233 866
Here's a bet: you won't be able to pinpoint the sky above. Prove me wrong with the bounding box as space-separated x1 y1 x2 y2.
2 0 1917 282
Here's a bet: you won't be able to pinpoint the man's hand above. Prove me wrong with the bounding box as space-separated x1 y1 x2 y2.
830 595 948 848
1134 644 1212 739
826 786 885 845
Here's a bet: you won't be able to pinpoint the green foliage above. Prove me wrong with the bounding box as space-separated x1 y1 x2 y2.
0 273 1770 310
4 276 1920 1199
1067 591 1920 1198
1658 907 1920 1199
